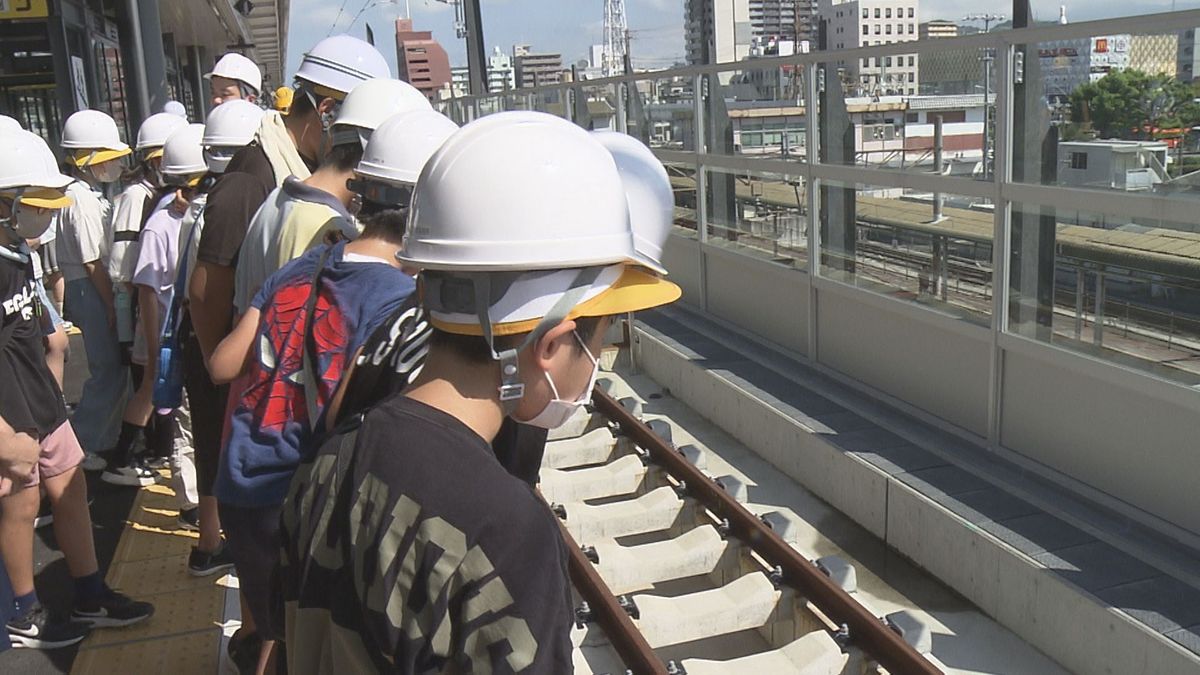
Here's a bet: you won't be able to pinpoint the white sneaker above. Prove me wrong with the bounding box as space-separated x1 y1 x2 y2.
101 462 156 487
80 452 107 472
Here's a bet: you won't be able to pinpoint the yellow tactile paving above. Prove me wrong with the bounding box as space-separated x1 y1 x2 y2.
71 628 222 674
69 480 229 675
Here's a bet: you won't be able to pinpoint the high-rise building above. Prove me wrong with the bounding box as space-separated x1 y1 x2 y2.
488 46 517 92
686 0 814 65
395 18 452 102
1177 29 1199 82
513 44 563 87
816 0 920 96
795 0 818 45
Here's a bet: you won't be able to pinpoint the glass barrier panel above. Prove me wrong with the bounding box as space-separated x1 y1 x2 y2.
819 180 994 325
815 52 989 179
1015 28 1200 204
703 167 809 269
640 74 695 150
705 65 808 162
1008 201 1200 386
664 162 700 241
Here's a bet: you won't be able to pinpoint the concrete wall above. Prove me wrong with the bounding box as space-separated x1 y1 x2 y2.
702 244 809 356
1001 347 1200 536
815 286 992 437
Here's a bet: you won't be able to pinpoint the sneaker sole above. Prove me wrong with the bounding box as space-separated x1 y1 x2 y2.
188 561 236 578
71 612 153 628
100 474 156 487
8 631 88 649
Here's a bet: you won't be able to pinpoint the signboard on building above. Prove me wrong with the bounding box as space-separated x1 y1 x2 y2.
0 0 49 19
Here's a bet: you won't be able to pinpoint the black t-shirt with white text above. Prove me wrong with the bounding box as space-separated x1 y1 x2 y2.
279 396 574 674
0 246 66 437
336 296 551 486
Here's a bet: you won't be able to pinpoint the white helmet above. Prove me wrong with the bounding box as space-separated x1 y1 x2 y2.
0 115 21 132
0 131 73 239
334 78 431 144
163 100 188 118
405 113 681 406
161 124 208 180
356 110 458 186
294 35 391 98
202 99 266 173
401 112 638 272
591 131 672 276
136 112 188 157
205 52 263 94
61 110 132 167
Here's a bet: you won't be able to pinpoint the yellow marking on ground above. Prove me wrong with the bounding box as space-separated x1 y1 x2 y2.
70 482 228 675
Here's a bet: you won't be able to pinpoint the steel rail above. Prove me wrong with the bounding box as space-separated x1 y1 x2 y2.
592 388 942 675
558 519 668 675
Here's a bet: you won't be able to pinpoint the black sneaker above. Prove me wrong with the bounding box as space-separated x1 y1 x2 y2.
188 541 235 577
71 588 154 628
7 603 90 649
228 628 262 674
100 461 157 487
177 507 200 531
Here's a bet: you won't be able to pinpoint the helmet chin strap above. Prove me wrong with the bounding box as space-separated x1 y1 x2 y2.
470 267 604 414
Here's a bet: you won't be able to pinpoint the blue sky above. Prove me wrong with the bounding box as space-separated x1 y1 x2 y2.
284 0 1200 83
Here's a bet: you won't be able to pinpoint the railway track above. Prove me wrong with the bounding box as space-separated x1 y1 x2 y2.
543 366 943 675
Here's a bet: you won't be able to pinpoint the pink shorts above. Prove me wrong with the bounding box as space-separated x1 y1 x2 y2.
0 421 85 498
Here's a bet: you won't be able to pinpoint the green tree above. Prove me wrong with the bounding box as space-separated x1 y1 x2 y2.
1069 70 1200 140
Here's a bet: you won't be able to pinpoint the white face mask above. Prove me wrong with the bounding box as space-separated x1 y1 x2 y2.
519 330 601 430
12 205 54 239
89 161 123 184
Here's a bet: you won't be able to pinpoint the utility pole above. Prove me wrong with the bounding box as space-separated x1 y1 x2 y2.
435 0 487 94
964 13 1004 180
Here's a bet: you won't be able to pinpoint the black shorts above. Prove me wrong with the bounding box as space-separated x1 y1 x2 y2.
181 320 225 497
220 501 284 641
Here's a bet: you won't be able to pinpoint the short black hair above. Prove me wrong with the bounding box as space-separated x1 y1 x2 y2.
429 315 609 366
323 141 363 172
288 86 317 118
357 206 406 246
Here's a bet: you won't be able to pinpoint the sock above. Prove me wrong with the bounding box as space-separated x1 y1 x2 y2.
14 590 38 615
73 571 105 605
111 421 143 466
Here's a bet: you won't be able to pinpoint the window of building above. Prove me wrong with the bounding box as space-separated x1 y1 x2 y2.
906 112 919 123
909 23 915 34
908 72 914 82
908 55 915 66
885 56 892 67
874 8 881 17
863 24 868 34
1070 152 1088 170
885 24 892 34
908 7 914 17
862 8 869 18
907 88 914 95
886 7 892 18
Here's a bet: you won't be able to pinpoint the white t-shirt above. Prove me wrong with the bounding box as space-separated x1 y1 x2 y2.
130 207 182 365
56 181 111 282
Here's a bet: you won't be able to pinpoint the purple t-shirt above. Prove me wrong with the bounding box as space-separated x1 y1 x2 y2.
214 241 414 508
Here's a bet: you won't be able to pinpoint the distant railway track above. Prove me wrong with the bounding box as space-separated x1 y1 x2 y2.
546 377 941 675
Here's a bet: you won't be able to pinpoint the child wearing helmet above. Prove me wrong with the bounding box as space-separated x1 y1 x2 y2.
231 76 428 317
206 53 263 106
0 128 154 649
56 109 133 465
206 104 449 674
278 114 680 673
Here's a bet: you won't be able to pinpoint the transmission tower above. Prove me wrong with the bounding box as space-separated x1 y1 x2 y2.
602 0 628 77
